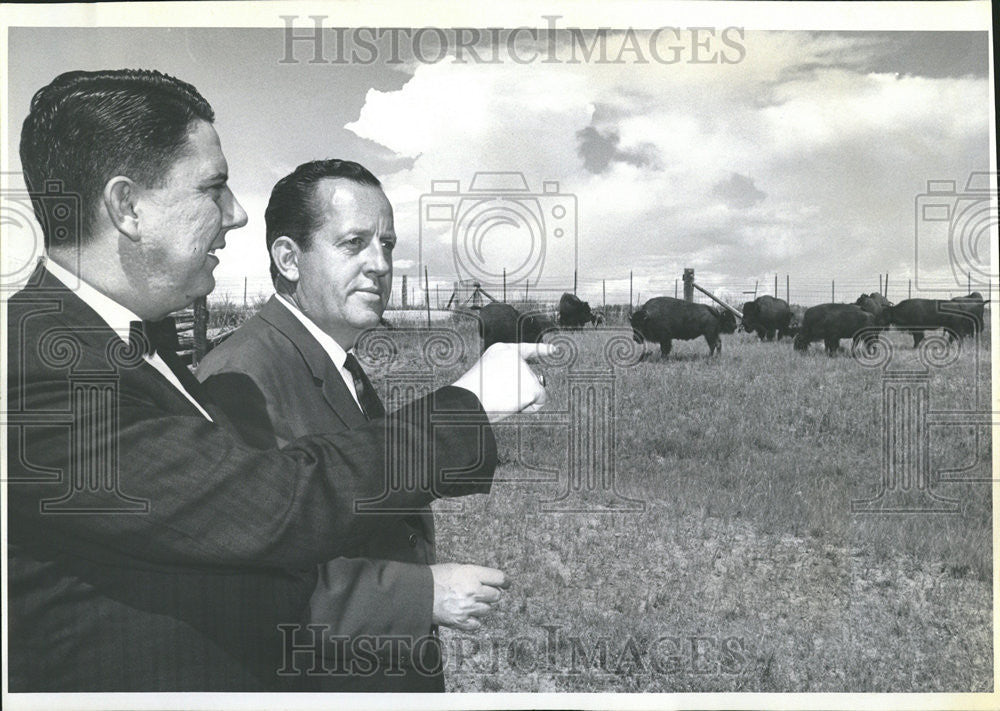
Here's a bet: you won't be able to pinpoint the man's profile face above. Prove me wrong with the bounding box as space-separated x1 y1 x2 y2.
293 178 395 348
130 120 248 312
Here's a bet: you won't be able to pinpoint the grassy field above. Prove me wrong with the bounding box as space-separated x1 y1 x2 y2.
203 303 992 692
357 313 992 693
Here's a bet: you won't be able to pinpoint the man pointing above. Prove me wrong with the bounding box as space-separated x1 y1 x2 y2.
6 68 548 691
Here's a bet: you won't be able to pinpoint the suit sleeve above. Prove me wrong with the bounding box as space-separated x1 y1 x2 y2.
7 359 496 571
308 558 433 641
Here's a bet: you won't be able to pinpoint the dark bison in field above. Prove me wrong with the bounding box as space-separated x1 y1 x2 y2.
558 293 603 328
631 296 738 357
855 292 893 328
889 292 988 346
793 303 878 356
740 295 793 341
786 304 808 335
479 302 555 351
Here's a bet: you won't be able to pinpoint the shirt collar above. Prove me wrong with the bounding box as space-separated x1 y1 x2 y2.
273 292 350 369
45 257 142 342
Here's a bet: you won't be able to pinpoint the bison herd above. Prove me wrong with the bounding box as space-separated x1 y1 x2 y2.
474 291 988 359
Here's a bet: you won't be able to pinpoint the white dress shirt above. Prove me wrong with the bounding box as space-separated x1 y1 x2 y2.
273 293 363 410
44 258 214 421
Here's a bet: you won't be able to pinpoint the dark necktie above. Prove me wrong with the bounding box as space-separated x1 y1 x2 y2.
342 353 385 420
128 318 211 412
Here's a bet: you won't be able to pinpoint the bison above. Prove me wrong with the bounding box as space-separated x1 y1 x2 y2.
889 292 988 346
740 295 793 341
793 303 878 356
786 304 808 336
558 292 603 328
478 302 555 352
630 296 737 357
854 292 893 328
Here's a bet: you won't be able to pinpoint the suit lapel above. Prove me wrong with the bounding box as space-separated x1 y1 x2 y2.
257 297 368 430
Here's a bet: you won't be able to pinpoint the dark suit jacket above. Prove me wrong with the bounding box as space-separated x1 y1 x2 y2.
197 296 443 691
5 264 497 691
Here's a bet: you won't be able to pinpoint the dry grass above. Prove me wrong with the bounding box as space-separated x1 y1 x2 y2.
368 321 992 692
212 302 993 692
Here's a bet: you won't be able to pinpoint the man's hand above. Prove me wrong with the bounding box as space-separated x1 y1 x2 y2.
452 343 553 423
430 563 509 631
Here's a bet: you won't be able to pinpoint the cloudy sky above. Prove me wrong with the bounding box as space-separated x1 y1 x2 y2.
3 20 993 305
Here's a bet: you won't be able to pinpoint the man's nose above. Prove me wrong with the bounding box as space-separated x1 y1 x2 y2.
364 239 391 275
224 188 249 230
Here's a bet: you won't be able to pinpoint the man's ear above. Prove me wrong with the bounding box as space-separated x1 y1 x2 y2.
103 176 141 242
271 236 301 283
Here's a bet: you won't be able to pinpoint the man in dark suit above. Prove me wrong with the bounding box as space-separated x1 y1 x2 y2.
5 69 548 691
197 160 508 691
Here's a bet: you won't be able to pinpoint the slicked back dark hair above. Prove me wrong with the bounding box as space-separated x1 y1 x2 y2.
265 159 382 282
19 69 215 248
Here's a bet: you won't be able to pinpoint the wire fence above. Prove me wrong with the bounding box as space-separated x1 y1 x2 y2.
211 271 992 313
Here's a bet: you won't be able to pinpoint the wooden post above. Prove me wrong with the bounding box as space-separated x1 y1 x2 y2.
908 278 912 299
879 274 882 295
602 279 606 308
574 270 578 295
831 280 835 302
786 274 789 303
674 279 678 299
424 267 431 328
502 268 506 303
629 271 633 310
884 274 889 298
243 277 247 308
682 268 694 302
192 295 208 365
968 271 971 294
401 275 408 309
774 274 778 297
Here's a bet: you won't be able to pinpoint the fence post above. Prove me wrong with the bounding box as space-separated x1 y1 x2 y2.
629 271 633 311
786 274 789 303
502 268 506 303
243 277 247 308
674 279 678 299
908 279 912 299
774 274 778 297
879 274 882 295
401 275 408 309
602 279 606 308
424 267 431 328
682 268 694 302
574 270 578 295
831 280 835 302
192 295 208 366
884 274 889 298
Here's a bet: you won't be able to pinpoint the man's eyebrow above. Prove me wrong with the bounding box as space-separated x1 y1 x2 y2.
203 172 229 184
